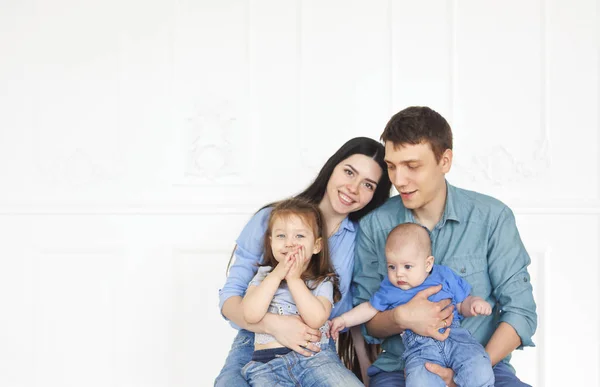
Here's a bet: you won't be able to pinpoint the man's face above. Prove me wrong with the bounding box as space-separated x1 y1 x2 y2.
384 141 451 211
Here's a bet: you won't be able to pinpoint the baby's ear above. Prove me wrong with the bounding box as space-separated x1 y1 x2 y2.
313 238 323 254
425 255 435 272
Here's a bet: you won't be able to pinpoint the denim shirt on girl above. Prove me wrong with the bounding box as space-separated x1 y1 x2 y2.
219 207 358 330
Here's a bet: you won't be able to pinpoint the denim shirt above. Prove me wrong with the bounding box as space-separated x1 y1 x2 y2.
219 207 357 330
353 182 537 373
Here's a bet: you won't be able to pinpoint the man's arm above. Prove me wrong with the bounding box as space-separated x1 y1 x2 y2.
487 206 537 359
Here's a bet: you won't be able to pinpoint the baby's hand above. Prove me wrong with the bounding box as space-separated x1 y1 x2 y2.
328 316 347 341
470 298 492 316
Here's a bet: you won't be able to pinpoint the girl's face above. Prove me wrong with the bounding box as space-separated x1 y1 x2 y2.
269 214 322 263
322 154 383 216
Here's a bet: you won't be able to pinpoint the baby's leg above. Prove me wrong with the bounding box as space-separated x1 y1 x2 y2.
403 342 446 387
447 329 494 387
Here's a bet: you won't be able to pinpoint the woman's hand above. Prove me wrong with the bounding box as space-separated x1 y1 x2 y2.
263 314 322 356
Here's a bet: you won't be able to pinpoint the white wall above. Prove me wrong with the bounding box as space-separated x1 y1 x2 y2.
0 1 598 386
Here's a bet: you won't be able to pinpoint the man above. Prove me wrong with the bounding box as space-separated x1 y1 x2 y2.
353 106 537 386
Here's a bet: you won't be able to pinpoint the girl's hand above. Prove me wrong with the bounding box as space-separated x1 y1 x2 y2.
327 317 347 341
470 298 492 316
286 245 310 280
263 314 322 357
271 252 295 281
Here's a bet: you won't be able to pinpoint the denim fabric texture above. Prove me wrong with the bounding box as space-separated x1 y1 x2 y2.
402 323 494 387
368 361 531 387
241 343 363 387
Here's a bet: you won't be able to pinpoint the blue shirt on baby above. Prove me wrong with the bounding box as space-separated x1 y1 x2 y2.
370 265 471 323
219 206 358 329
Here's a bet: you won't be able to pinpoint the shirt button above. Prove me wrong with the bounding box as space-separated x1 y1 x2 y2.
460 268 466 274
524 277 528 282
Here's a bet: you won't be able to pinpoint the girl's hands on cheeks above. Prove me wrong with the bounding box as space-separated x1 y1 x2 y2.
285 245 310 280
272 251 295 281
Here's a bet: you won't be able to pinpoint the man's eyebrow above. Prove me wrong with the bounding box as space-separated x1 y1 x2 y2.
345 164 378 185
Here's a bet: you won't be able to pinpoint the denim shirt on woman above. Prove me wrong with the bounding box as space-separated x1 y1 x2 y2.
352 182 537 373
219 206 357 330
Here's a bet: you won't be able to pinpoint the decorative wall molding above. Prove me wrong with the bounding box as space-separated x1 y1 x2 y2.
179 100 245 185
453 135 551 186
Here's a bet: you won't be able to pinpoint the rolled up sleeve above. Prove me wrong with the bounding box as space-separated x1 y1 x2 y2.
218 207 271 322
352 217 386 344
488 206 537 348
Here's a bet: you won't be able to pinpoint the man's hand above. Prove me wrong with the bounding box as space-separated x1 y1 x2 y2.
263 314 322 356
425 363 456 387
393 285 454 341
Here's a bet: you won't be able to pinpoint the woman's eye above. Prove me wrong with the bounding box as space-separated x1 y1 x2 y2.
344 168 354 176
363 182 374 191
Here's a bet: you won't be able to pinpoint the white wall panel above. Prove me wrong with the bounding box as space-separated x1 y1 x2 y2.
1 1 598 386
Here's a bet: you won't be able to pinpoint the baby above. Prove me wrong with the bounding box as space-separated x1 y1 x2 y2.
330 223 494 387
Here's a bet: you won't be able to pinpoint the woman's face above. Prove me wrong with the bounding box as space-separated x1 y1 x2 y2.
322 154 383 216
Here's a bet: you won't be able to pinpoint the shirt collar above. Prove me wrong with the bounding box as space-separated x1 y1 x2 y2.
442 181 461 224
340 216 355 233
398 180 461 227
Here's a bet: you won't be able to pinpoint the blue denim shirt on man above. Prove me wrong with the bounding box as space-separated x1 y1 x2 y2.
352 181 537 374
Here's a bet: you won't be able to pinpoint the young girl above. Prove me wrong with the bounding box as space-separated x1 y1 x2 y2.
240 198 363 386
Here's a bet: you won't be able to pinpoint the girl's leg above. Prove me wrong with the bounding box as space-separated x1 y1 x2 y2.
214 330 254 387
295 347 364 387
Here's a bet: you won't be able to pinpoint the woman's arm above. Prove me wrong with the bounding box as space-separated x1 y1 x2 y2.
219 209 272 324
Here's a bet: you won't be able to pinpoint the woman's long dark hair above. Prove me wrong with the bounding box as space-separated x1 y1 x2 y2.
295 137 391 222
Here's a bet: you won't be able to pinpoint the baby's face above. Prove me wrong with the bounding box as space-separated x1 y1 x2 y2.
385 242 432 290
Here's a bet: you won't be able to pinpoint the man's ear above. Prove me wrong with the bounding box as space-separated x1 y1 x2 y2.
313 238 323 254
425 255 435 273
440 149 453 174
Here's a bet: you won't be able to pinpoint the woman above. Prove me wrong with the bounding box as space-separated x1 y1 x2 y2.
215 137 392 386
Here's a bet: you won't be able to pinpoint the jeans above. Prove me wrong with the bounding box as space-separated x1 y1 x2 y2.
241 342 363 387
369 356 530 387
215 330 362 387
214 330 254 387
400 326 494 387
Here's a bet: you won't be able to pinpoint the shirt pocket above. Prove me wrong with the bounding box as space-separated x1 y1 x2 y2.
444 255 491 298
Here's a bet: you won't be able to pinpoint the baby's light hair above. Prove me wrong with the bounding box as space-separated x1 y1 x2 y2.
385 223 432 257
